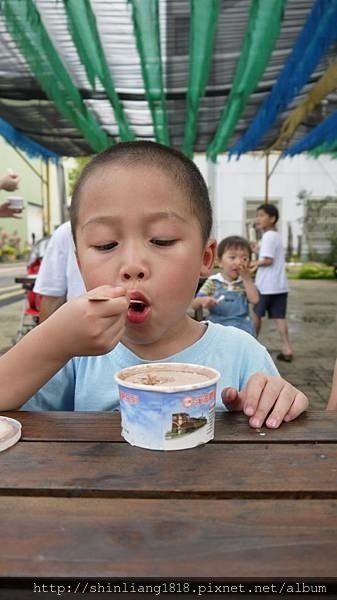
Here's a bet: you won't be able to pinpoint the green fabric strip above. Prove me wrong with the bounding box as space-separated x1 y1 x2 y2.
130 0 169 145
63 0 134 142
207 0 286 161
3 0 110 152
309 141 337 157
182 0 220 158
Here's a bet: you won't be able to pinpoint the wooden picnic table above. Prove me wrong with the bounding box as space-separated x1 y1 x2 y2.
1 410 337 579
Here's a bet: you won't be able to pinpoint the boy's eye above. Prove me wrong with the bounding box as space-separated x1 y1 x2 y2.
94 242 118 251
151 239 176 247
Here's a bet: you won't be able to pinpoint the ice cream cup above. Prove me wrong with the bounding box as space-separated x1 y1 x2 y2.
115 363 220 451
8 196 24 210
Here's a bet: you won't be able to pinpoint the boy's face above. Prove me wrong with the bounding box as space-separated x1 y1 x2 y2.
75 163 215 356
219 246 250 281
255 208 276 231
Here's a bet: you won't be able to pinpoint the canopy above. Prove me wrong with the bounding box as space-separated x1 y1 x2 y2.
0 0 337 161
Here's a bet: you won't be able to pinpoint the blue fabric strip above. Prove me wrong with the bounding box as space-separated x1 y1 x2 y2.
229 0 337 157
0 117 59 162
284 110 337 156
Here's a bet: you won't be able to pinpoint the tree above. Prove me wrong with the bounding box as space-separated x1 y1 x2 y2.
67 156 91 198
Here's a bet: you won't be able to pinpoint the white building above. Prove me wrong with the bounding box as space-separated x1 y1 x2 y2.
195 152 337 260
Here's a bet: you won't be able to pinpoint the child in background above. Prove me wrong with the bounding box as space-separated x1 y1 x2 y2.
192 236 259 336
0 141 308 429
251 203 293 362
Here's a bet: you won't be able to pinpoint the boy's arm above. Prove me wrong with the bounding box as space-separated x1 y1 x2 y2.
242 277 259 304
222 372 309 429
250 256 273 273
191 295 217 310
191 278 217 310
0 286 128 411
239 266 260 304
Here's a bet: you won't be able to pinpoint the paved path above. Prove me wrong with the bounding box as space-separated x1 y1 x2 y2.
0 279 336 410
258 279 337 409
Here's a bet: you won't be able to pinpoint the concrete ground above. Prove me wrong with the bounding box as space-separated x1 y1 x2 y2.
0 279 336 410
257 279 337 409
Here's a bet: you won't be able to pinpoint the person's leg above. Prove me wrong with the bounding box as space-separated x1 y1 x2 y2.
270 294 293 359
253 312 262 337
252 294 268 338
274 318 292 357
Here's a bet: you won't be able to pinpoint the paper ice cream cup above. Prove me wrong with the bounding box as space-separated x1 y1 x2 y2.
8 196 24 209
115 363 220 451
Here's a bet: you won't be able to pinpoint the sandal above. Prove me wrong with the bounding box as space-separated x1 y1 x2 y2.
277 353 293 363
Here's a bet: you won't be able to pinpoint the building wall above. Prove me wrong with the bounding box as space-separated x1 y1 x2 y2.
194 152 337 259
0 138 63 248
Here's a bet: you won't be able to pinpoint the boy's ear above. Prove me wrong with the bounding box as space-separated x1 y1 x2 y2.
200 238 217 277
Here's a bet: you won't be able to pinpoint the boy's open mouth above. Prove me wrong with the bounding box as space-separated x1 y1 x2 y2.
127 299 150 324
129 299 146 312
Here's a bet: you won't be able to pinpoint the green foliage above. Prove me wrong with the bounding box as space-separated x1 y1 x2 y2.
67 156 91 197
1 244 16 256
0 244 17 261
297 262 335 279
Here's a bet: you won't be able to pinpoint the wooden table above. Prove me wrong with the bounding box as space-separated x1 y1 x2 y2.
1 410 337 580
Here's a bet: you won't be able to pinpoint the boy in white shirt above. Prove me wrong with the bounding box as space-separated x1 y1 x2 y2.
251 203 293 362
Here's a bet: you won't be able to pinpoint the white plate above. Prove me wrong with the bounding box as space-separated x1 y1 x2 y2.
0 416 21 452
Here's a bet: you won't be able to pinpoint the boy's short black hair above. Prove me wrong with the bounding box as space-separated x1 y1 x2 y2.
257 203 279 224
70 140 212 244
217 235 252 260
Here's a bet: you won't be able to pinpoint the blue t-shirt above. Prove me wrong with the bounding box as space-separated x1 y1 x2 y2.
22 322 278 412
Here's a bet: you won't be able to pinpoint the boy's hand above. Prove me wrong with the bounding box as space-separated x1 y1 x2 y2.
46 285 128 360
0 201 23 218
221 373 309 428
249 261 258 273
238 263 252 281
0 170 20 192
197 295 218 309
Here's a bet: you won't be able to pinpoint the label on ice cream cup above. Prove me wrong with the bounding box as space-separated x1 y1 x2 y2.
115 363 220 451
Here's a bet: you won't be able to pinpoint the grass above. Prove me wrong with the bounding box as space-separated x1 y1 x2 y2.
286 262 336 280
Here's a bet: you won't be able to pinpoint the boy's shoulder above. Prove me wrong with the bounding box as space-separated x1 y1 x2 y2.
264 230 279 240
209 272 224 282
204 321 257 345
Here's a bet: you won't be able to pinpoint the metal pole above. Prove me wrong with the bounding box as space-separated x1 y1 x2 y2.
46 160 51 234
41 161 51 235
207 158 220 239
265 152 269 203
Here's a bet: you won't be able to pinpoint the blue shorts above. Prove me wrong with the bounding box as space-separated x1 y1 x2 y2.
253 293 288 319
